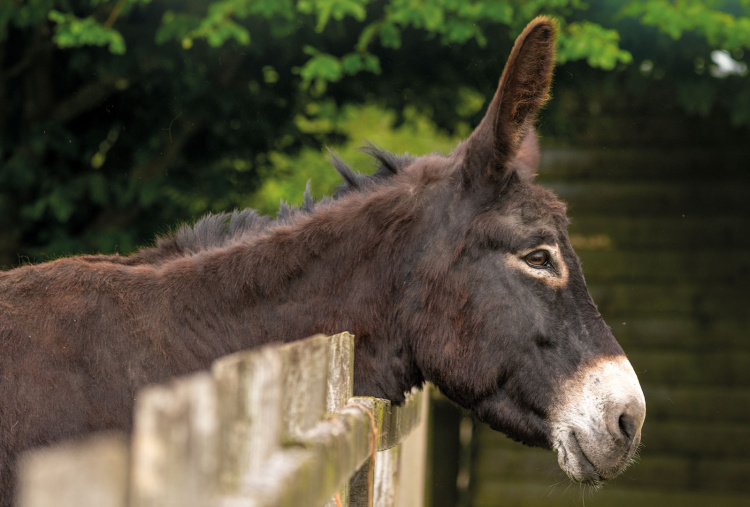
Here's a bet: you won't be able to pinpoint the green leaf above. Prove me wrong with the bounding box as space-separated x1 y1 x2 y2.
380 21 402 48
558 21 632 70
300 51 343 86
341 53 364 74
478 1 513 23
444 20 478 44
48 10 126 54
340 52 381 75
622 0 750 51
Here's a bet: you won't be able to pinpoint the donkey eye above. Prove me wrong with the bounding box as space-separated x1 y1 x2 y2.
525 250 550 267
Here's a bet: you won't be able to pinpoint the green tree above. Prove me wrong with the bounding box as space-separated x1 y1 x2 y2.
0 0 748 266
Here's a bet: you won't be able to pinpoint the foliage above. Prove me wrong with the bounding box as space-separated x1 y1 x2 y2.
251 102 466 214
0 0 748 265
623 0 750 49
47 9 127 54
557 20 632 69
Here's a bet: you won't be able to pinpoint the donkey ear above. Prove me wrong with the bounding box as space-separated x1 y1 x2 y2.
463 17 556 183
510 128 541 181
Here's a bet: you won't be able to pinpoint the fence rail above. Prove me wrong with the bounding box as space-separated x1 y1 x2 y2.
16 333 429 507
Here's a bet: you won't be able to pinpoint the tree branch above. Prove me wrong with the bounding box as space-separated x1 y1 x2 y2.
50 77 120 124
103 0 127 29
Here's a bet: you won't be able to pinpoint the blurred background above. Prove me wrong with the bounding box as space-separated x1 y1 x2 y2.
1 1 749 505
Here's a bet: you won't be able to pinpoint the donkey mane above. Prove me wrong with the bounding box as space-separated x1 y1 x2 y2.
86 144 413 266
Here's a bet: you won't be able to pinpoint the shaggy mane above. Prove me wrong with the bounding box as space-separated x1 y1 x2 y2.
113 145 413 264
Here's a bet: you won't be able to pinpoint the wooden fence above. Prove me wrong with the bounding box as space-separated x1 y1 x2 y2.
16 333 429 507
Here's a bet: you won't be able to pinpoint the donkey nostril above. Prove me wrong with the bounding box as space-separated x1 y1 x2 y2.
618 413 636 442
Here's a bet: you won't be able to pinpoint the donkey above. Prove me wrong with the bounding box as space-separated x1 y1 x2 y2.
0 17 645 505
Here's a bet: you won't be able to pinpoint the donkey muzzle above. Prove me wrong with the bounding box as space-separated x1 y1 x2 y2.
550 355 646 483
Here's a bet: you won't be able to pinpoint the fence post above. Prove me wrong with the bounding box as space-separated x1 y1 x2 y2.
397 386 430 507
212 346 284 493
324 332 356 507
348 388 427 507
16 432 129 507
326 332 355 414
129 372 219 507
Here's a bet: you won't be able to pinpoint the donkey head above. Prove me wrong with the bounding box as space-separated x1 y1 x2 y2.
400 18 645 484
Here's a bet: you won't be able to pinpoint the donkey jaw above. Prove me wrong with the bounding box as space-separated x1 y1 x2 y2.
549 355 646 484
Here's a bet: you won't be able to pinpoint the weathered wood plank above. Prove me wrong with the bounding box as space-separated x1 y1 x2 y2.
129 372 219 507
605 318 747 351
212 345 284 492
572 250 750 285
327 332 355 414
475 445 750 496
538 147 750 181
642 386 750 424
16 433 129 507
349 390 424 453
396 388 430 507
278 334 330 441
567 216 750 249
324 332 355 507
372 445 400 507
236 388 425 507
348 389 425 507
473 481 750 507
629 351 750 387
639 421 750 459
478 418 750 461
547 182 750 217
587 283 749 320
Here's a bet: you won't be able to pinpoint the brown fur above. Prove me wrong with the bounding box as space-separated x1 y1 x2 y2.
0 17 631 504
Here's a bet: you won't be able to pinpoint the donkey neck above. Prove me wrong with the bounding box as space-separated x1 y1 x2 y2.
168 186 426 401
